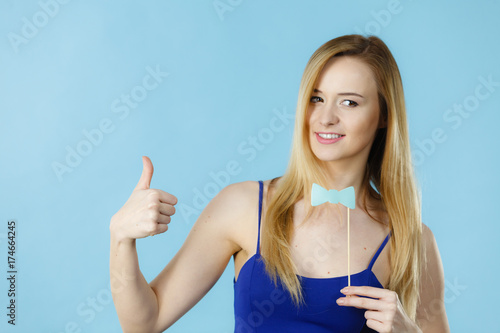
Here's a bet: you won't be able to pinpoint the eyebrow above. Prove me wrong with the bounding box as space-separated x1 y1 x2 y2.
313 88 365 99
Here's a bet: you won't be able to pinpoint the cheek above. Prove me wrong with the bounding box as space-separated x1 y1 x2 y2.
306 109 314 125
357 118 377 133
306 112 315 132
350 110 380 140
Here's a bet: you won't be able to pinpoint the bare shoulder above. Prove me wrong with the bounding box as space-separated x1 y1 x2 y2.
421 222 434 242
211 180 261 214
202 180 263 249
206 178 279 254
216 178 276 212
421 223 439 259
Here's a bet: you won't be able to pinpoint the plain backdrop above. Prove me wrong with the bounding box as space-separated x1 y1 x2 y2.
1 0 498 332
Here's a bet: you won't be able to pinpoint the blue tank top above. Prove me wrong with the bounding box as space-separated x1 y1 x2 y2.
234 180 392 333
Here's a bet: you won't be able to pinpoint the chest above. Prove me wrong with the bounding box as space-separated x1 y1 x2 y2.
289 201 390 286
234 254 380 333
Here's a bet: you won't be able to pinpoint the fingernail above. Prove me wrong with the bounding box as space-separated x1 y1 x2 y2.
336 298 345 305
341 287 348 294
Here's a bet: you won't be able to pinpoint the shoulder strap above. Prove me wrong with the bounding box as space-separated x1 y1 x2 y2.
256 180 263 254
368 231 392 271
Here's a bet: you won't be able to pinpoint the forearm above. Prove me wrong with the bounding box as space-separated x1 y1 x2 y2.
110 236 159 332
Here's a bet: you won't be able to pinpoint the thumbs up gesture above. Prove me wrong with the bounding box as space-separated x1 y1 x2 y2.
110 156 178 243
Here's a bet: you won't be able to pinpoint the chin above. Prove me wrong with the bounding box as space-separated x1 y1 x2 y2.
316 157 341 163
311 150 341 162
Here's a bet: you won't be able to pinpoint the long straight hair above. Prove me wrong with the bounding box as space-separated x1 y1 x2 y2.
260 34 423 321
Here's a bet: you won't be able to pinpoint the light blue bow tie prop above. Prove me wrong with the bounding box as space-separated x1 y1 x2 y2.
311 183 356 209
311 182 356 287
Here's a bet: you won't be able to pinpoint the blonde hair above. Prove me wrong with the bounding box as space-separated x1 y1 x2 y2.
260 34 422 321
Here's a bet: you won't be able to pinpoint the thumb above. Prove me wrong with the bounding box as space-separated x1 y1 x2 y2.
134 156 154 191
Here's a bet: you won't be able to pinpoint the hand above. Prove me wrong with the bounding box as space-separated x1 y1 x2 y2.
336 286 422 333
110 156 178 243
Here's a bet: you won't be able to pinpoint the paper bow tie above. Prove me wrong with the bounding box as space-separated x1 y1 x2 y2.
311 183 355 209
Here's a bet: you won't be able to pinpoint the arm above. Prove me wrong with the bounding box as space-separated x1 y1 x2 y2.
148 180 256 331
110 237 159 332
110 156 177 332
110 157 255 332
415 224 450 332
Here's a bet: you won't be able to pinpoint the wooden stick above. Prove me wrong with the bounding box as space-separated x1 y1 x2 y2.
347 206 350 287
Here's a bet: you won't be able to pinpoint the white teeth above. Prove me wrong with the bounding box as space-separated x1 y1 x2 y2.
318 133 344 139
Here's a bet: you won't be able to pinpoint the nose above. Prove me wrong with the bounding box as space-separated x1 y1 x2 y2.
318 105 339 127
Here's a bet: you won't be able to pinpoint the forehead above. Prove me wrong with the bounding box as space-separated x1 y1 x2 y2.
314 56 377 95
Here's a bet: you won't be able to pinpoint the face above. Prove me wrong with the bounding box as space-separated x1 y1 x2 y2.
307 56 384 167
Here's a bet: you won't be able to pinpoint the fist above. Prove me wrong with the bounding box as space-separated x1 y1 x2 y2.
110 156 178 242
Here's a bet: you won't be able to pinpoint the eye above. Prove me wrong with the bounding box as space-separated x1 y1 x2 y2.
310 96 324 103
341 100 358 107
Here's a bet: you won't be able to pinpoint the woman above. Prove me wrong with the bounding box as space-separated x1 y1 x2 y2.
110 34 450 332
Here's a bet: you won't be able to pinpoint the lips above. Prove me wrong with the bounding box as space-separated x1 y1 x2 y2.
315 132 345 144
317 132 345 139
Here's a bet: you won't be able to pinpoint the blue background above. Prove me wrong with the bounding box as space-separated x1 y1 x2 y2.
1 0 497 332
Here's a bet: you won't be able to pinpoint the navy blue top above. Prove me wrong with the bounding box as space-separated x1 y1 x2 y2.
234 180 392 333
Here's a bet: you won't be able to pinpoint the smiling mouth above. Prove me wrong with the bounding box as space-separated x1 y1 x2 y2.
317 133 345 139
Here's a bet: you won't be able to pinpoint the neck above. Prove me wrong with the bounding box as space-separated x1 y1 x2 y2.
320 158 367 208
